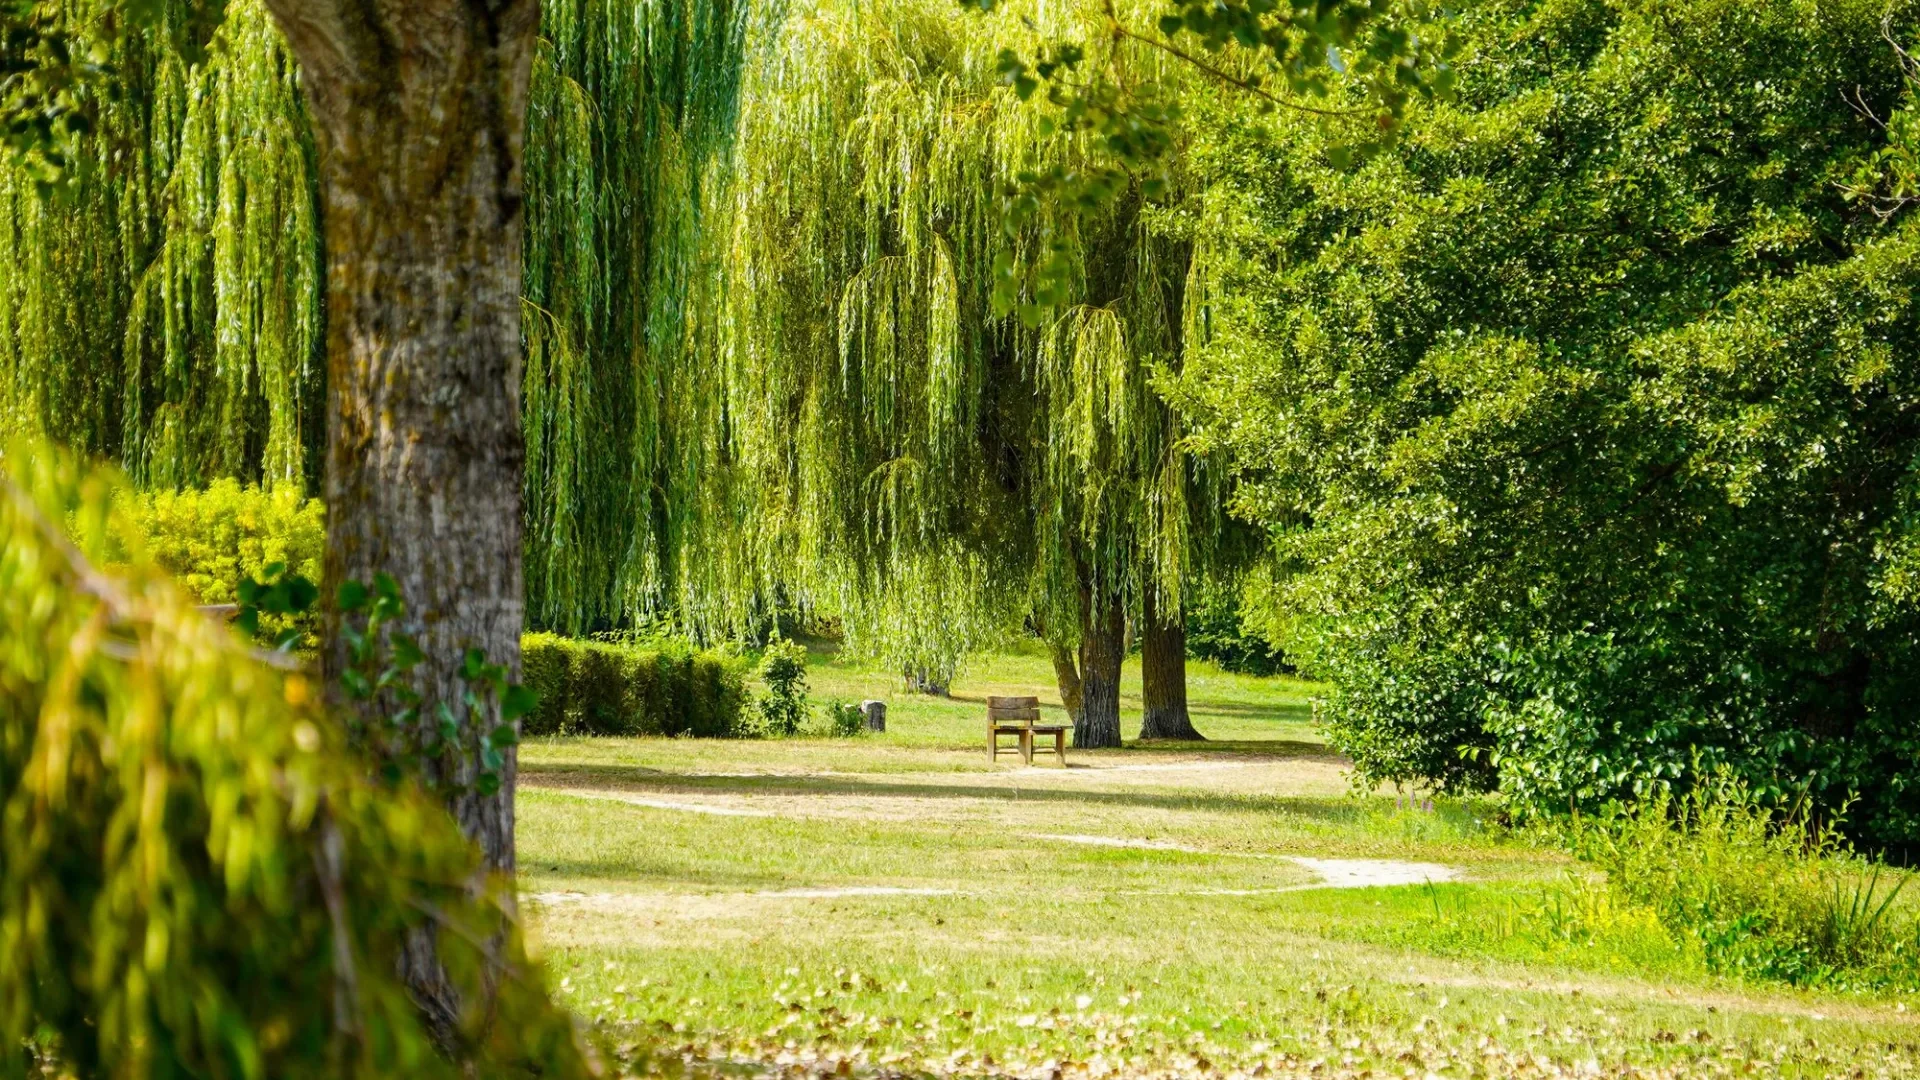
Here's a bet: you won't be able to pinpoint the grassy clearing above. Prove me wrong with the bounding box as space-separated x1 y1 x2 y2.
517 646 1920 1079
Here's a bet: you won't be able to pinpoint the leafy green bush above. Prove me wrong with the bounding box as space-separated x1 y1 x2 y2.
821 699 865 737
754 638 810 736
0 441 592 1078
1568 779 1919 991
112 478 327 645
520 632 746 737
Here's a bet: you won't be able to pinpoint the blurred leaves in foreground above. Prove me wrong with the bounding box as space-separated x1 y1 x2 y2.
0 439 596 1079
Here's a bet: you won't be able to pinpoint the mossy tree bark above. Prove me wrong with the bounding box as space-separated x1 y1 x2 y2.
1139 587 1203 740
260 0 540 1047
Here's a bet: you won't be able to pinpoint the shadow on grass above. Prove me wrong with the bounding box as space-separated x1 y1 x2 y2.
518 854 789 891
1125 738 1343 759
520 762 1374 826
1184 700 1319 720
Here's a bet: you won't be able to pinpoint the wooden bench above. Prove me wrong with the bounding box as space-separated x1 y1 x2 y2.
987 695 1068 766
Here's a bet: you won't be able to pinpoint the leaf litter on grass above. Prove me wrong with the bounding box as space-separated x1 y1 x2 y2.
518 674 1920 1080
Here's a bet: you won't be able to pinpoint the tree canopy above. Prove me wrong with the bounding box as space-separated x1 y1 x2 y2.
1174 0 1920 848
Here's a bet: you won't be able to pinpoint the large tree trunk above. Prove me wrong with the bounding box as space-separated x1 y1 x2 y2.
1075 589 1126 749
262 0 540 1047
1139 587 1203 740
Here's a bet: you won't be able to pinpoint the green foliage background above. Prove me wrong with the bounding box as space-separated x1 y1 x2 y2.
1173 0 1920 846
0 0 753 638
8 0 1920 844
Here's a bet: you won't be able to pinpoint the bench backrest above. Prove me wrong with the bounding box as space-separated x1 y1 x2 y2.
987 695 1041 725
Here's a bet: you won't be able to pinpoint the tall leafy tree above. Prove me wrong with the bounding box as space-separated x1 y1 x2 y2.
248 0 543 1041
707 0 1239 747
1176 0 1920 847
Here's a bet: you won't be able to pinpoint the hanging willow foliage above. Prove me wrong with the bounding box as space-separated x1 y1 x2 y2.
0 0 322 494
0 0 1241 676
703 0 1237 675
521 0 754 633
0 0 756 636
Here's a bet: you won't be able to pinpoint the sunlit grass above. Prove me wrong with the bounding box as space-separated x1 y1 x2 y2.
517 644 1920 1079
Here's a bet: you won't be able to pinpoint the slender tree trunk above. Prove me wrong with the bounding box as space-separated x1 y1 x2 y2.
1139 587 1203 740
262 0 540 1047
1076 588 1125 749
1047 637 1083 725
905 665 951 696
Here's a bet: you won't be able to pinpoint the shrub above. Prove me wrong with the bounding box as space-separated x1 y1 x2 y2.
112 478 327 646
0 441 592 1078
1568 777 1919 991
821 699 865 737
520 632 747 737
755 638 810 736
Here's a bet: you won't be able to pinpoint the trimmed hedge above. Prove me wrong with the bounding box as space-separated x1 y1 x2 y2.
521 633 747 737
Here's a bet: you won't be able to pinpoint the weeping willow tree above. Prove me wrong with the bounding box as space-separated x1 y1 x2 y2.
0 0 1239 748
522 0 754 634
710 0 1236 746
0 0 323 493
0 0 753 637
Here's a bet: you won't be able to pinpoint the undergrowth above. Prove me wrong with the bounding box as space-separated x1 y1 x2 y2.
1566 779 1918 993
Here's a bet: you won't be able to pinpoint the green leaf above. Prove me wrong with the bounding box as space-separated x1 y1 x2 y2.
340 668 373 700
500 683 539 723
488 723 521 748
286 575 319 613
344 625 371 665
336 580 368 613
390 632 425 670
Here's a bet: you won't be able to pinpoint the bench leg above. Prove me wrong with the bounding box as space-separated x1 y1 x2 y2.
1021 729 1033 765
1054 729 1066 765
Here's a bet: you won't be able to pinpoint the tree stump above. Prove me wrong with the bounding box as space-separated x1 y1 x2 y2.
860 700 887 732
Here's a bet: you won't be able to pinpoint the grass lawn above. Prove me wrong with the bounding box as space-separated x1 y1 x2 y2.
517 643 1920 1079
